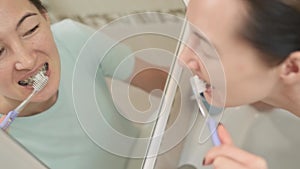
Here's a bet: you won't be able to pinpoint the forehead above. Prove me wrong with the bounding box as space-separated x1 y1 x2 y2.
0 0 39 28
0 0 39 34
186 0 248 45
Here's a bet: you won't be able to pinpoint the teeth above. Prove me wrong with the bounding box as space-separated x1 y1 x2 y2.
206 83 210 89
205 83 214 90
202 80 213 90
18 63 48 86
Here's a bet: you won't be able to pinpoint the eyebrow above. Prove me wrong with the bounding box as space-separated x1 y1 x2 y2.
188 26 222 59
190 28 221 55
190 28 211 45
16 13 38 30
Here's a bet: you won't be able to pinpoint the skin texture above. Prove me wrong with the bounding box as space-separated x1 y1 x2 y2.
181 0 300 116
0 0 60 116
180 0 300 168
203 124 267 169
180 0 280 108
0 0 168 117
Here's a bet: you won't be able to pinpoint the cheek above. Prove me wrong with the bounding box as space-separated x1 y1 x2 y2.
30 29 61 101
33 30 53 51
31 29 60 68
224 64 275 106
0 68 22 100
0 69 11 91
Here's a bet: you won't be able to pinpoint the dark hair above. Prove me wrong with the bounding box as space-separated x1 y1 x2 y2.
241 0 300 66
29 0 47 13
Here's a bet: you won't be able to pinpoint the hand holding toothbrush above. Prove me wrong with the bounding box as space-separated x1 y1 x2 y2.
189 76 267 168
202 124 268 169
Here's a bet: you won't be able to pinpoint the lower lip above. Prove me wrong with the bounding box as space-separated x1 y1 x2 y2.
45 68 51 77
44 69 51 88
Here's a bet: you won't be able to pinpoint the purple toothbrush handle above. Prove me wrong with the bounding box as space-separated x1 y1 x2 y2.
0 110 18 130
208 117 221 146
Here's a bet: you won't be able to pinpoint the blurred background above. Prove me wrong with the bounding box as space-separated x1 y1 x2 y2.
41 0 185 28
41 0 186 67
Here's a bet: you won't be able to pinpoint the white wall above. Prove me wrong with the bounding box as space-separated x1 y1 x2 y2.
43 0 185 28
44 0 185 67
47 0 185 16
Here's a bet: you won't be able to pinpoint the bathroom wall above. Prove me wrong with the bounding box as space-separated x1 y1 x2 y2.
42 0 185 28
42 0 186 67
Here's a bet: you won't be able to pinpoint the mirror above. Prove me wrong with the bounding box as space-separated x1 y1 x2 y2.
5 1 300 169
5 0 186 169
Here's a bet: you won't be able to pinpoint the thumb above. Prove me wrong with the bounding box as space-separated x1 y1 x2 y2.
217 123 234 145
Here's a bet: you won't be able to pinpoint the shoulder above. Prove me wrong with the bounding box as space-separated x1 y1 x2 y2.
51 19 96 40
51 19 96 56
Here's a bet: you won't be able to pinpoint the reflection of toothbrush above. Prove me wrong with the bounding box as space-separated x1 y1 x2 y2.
0 72 48 130
190 75 221 146
190 76 207 117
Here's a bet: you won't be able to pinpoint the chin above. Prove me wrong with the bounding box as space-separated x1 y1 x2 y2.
34 82 59 102
203 91 227 108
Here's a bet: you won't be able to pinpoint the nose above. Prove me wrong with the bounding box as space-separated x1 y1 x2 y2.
179 46 201 73
14 42 36 70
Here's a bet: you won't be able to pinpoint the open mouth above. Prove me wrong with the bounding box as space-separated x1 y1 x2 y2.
18 63 49 86
202 80 213 93
206 83 213 91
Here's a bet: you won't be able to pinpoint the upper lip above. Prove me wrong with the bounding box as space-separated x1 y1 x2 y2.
195 72 206 82
196 73 211 86
18 63 47 82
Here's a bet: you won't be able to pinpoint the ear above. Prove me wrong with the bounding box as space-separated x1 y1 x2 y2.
280 51 300 84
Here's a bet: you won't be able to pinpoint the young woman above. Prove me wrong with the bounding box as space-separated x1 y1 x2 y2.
0 0 167 168
180 0 300 168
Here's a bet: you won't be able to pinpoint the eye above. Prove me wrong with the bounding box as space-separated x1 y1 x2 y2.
187 27 218 59
0 47 5 56
193 36 216 59
23 24 40 37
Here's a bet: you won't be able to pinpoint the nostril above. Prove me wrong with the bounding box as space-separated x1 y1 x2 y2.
187 60 200 71
15 61 33 70
15 56 36 70
15 62 23 70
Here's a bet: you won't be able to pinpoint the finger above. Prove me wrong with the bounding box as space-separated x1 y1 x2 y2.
204 144 267 168
0 115 6 123
211 156 248 169
217 123 233 145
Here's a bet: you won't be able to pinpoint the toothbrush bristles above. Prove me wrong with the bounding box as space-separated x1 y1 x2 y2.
33 72 48 91
190 76 206 94
12 72 48 114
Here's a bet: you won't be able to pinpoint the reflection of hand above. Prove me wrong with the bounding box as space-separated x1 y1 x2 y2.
0 115 5 123
203 124 268 169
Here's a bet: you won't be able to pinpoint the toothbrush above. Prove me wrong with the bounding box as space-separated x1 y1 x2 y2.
190 76 207 117
207 116 221 146
0 72 48 130
190 75 221 146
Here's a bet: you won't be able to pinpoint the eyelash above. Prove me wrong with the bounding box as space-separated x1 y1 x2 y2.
0 24 40 58
0 47 4 57
189 33 217 59
23 24 40 37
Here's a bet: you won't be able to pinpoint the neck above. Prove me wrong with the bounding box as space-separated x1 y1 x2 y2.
279 98 300 117
264 86 300 117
